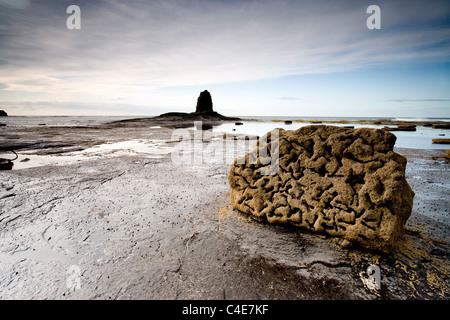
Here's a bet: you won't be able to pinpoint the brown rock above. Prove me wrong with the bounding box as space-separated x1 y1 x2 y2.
432 124 450 129
383 125 416 132
432 138 450 145
228 125 415 252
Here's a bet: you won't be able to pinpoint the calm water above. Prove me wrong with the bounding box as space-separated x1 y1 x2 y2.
1 115 449 150
0 115 140 127
213 117 450 150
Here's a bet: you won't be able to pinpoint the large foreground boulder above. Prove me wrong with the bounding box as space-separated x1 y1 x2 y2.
228 125 415 252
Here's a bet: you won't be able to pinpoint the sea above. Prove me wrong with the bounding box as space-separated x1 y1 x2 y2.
1 115 450 150
214 116 450 150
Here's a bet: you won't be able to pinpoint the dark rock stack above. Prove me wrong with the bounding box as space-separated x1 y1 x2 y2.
113 90 240 127
0 110 7 116
195 90 213 113
153 90 240 122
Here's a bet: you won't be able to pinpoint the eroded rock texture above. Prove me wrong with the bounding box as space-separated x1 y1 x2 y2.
228 125 415 252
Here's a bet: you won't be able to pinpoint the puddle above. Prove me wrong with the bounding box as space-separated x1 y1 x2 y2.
73 140 173 157
0 139 175 170
0 243 77 264
0 225 108 264
213 121 450 150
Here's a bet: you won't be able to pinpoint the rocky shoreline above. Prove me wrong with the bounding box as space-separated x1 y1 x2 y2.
0 119 449 299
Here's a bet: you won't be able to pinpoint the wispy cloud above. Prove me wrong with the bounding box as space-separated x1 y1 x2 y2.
0 0 30 10
0 100 162 116
0 0 449 115
279 97 303 101
385 99 450 103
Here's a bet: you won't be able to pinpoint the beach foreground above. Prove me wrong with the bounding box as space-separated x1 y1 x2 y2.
0 120 449 299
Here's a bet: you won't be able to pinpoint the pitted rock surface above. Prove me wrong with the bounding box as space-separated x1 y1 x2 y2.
228 125 415 252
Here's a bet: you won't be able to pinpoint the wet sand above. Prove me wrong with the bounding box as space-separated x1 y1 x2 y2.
0 120 449 299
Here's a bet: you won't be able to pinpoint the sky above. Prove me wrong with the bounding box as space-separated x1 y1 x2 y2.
0 0 449 117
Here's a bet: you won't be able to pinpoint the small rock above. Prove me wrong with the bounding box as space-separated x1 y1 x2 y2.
432 124 450 129
432 139 450 145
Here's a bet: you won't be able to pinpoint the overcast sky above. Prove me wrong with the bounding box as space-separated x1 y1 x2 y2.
0 0 449 117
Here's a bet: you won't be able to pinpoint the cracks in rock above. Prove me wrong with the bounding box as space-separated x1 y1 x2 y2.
296 260 351 270
95 171 126 189
0 193 15 200
0 213 22 225
32 196 65 215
